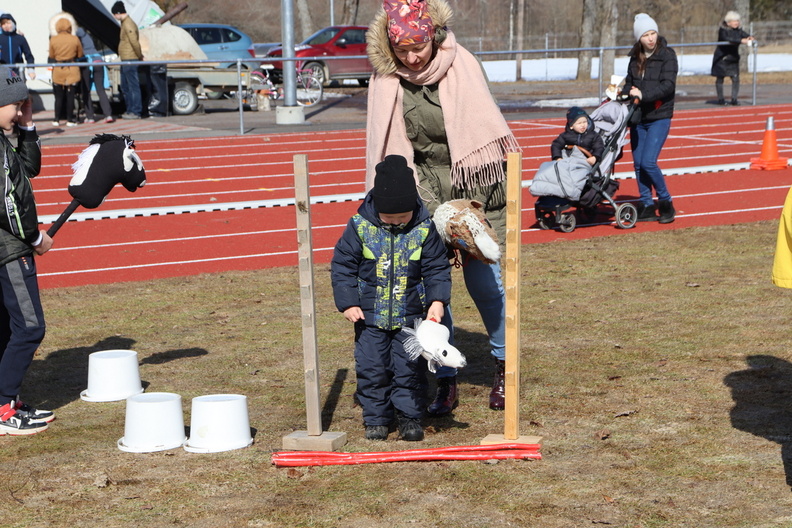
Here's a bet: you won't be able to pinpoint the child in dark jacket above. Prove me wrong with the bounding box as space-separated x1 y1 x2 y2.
0 66 54 436
551 106 605 166
331 155 451 442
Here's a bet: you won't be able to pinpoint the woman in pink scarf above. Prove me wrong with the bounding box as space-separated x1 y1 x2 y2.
366 0 520 416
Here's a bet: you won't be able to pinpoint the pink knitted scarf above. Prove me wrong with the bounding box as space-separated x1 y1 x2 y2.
366 30 520 191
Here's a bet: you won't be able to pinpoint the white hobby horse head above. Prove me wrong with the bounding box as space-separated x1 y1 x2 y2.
402 318 467 373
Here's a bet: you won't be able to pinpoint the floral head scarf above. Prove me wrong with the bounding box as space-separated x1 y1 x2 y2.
384 0 435 46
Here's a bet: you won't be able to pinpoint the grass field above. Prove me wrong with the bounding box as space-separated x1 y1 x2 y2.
3 220 792 527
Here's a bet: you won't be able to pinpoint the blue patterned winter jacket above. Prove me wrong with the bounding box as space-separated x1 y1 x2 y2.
331 193 451 330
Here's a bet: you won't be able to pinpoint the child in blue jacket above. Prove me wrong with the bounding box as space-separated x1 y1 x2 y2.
331 155 451 442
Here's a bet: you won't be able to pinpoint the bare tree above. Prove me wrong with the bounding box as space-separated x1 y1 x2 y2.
341 0 360 25
295 0 315 40
576 0 596 80
600 0 619 85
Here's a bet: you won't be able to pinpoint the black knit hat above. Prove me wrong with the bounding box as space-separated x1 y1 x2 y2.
566 106 589 129
111 1 126 14
371 155 418 214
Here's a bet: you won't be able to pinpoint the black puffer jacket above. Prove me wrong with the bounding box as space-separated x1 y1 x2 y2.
621 36 678 122
550 119 605 162
0 128 42 266
711 25 750 78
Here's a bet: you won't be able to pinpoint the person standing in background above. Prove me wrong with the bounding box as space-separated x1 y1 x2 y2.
111 1 143 120
48 13 82 127
76 26 114 123
711 11 754 106
0 13 36 80
621 13 678 224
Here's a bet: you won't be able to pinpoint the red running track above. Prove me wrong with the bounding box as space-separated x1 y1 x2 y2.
33 104 792 289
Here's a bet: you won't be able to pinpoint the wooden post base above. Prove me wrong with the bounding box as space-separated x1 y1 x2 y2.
480 434 543 446
282 431 348 451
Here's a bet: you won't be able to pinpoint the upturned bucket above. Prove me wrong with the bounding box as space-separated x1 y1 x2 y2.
184 394 253 453
80 350 144 402
118 392 186 453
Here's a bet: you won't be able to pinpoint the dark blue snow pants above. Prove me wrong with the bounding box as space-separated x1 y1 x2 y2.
354 322 427 426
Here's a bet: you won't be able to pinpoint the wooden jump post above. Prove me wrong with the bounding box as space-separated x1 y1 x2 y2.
282 154 347 451
481 152 543 447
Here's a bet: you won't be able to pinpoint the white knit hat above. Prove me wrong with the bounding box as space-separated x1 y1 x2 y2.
633 13 659 41
724 11 741 23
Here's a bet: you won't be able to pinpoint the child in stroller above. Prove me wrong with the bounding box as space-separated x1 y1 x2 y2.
550 106 605 167
530 99 638 232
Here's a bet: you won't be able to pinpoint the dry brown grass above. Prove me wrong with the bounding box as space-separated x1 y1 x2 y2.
3 221 792 527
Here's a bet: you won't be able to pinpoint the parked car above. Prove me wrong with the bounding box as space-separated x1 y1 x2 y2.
253 42 280 58
265 26 372 86
179 23 257 69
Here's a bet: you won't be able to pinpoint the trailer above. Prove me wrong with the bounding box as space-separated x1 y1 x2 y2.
1 0 271 115
104 62 260 115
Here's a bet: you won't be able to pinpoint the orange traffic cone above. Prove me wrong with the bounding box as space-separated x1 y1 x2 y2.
750 116 789 170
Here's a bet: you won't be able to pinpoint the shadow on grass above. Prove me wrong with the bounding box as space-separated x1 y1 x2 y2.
24 336 208 411
724 354 792 490
321 368 349 431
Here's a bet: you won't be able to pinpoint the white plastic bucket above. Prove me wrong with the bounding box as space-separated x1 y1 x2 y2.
80 350 144 402
184 394 253 453
118 392 186 453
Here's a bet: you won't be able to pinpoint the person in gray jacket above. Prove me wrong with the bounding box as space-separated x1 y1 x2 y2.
76 26 114 123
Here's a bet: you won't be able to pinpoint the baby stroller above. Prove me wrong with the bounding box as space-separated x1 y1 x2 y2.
530 99 638 233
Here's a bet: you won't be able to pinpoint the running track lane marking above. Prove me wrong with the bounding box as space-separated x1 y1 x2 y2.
37 204 785 279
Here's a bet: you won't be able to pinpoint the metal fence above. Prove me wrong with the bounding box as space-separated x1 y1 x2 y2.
19 37 777 134
457 20 792 53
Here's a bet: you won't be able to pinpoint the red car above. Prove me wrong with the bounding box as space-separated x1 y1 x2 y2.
265 26 372 86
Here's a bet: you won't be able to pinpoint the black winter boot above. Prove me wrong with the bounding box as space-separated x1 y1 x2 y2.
489 360 506 411
396 412 424 441
637 203 658 222
427 376 458 416
658 200 675 224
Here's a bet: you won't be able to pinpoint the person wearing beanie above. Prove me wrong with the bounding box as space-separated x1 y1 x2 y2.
0 13 36 80
366 0 521 416
550 106 605 166
112 1 144 119
620 13 678 224
0 66 54 435
331 154 451 442
711 11 755 106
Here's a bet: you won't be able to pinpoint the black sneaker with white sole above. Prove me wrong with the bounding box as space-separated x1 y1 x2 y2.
14 400 55 423
0 403 49 435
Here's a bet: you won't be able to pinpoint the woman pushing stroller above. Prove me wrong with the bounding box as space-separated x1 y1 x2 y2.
621 13 678 224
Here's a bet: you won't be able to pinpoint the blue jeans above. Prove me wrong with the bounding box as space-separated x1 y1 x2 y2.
436 256 505 378
630 118 672 206
120 62 142 116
